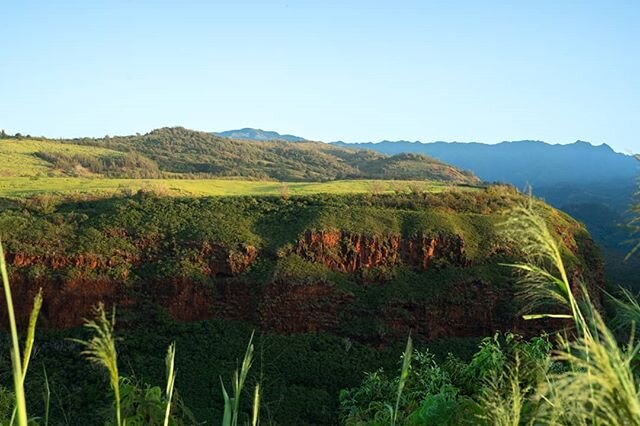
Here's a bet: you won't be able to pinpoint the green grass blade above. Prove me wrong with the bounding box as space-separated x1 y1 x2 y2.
220 378 232 426
163 342 176 426
392 335 413 426
10 290 43 425
251 383 260 426
43 366 50 426
22 289 43 380
71 304 122 426
522 313 573 320
219 331 258 426
0 240 28 426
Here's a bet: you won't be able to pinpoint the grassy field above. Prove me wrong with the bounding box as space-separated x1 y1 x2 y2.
0 138 479 198
0 177 472 198
0 139 126 177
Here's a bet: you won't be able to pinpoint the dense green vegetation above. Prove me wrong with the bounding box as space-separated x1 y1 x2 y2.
0 187 603 424
0 188 589 286
0 195 635 425
33 150 161 178
0 298 490 425
0 129 478 183
340 332 550 425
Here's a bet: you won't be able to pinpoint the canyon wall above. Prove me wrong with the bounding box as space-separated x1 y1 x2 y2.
2 227 603 343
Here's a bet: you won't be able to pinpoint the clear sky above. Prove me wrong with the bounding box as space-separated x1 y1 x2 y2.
2 0 639 153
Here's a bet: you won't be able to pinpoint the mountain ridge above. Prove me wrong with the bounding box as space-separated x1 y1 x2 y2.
22 126 479 184
330 139 637 188
333 139 620 153
215 127 306 142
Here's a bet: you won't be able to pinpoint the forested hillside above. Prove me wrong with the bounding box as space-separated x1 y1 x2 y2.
17 127 477 183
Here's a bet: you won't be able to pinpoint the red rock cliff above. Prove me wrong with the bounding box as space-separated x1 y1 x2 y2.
294 230 468 272
0 229 603 344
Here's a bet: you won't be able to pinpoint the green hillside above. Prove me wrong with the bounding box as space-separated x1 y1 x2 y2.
0 188 601 425
0 127 478 183
0 138 129 177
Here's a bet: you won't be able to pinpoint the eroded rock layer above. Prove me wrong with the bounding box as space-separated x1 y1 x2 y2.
0 191 603 342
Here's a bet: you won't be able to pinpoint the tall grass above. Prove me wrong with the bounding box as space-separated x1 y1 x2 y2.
42 366 51 426
477 355 527 426
72 303 123 426
73 306 186 426
164 343 177 426
500 201 640 425
9 289 43 426
0 240 43 426
501 201 585 331
220 331 260 426
609 287 640 331
391 335 412 426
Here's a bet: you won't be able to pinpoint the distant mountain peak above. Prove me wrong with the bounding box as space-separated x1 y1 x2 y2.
571 140 615 152
215 128 306 142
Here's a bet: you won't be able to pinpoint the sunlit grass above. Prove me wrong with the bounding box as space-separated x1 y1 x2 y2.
71 304 123 426
0 176 473 198
0 138 126 177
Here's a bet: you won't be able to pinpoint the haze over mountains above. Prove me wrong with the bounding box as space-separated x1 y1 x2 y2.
224 128 637 212
329 139 638 248
331 139 637 189
221 128 637 188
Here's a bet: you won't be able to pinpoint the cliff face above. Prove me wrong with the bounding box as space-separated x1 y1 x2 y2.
2 231 603 342
7 252 137 271
0 191 605 343
294 230 467 272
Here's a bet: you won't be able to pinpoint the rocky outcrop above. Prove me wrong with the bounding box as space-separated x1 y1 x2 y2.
2 242 259 328
201 243 258 276
6 243 257 276
294 230 467 273
157 278 256 323
7 251 137 271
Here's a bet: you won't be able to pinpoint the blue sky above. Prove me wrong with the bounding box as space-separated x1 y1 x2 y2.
1 0 639 153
